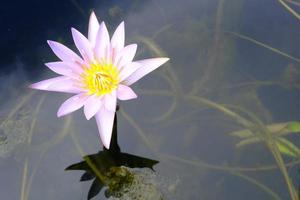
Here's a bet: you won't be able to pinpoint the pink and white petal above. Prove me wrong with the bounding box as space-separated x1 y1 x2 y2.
30 76 66 90
47 40 83 63
114 44 137 68
110 21 125 52
95 107 116 149
119 62 140 82
104 90 117 111
30 76 83 93
105 45 112 64
117 85 137 100
45 62 82 77
123 58 170 85
88 11 100 47
57 93 89 117
71 28 94 63
95 22 110 62
84 95 103 120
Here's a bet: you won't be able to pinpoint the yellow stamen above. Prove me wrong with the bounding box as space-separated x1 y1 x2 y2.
81 61 120 96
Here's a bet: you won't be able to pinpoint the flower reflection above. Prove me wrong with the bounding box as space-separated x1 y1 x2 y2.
66 111 159 199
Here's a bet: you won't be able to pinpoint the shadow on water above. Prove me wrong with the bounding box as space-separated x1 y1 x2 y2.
66 108 159 199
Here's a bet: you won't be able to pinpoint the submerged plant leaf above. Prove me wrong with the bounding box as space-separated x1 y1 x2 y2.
236 136 300 158
276 138 300 158
229 121 300 139
230 129 253 138
287 122 300 133
230 121 300 140
235 137 261 148
230 121 300 158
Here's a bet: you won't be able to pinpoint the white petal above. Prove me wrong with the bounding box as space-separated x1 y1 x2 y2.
124 58 169 85
104 91 117 111
111 21 124 52
57 93 88 117
84 95 103 120
105 45 112 64
71 28 94 63
117 85 137 100
119 62 140 82
45 62 82 77
95 107 116 149
47 40 83 63
95 22 110 62
88 11 100 47
30 76 83 93
114 44 137 68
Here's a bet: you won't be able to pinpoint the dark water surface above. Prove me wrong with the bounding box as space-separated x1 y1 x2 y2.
1 0 300 199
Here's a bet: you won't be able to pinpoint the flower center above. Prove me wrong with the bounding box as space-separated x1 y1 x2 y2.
81 62 120 96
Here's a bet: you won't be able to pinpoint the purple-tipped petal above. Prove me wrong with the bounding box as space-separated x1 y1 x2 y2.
45 62 82 77
71 28 94 63
57 93 88 117
30 76 83 93
95 22 110 62
84 95 102 120
119 62 140 82
104 91 117 111
47 40 83 63
88 11 100 47
124 58 169 85
95 107 116 149
117 85 137 100
114 44 137 68
111 21 124 52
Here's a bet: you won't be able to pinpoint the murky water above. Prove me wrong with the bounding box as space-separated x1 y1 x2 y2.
1 0 300 199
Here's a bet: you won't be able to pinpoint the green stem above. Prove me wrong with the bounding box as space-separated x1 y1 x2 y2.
70 129 107 183
277 0 300 20
226 31 300 63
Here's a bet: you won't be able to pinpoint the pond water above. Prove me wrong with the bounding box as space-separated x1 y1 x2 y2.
1 0 300 199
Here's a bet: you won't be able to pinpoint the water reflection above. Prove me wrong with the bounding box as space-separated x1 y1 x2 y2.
1 0 300 199
66 110 159 199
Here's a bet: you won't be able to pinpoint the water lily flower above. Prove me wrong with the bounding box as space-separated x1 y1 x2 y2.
30 12 169 149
